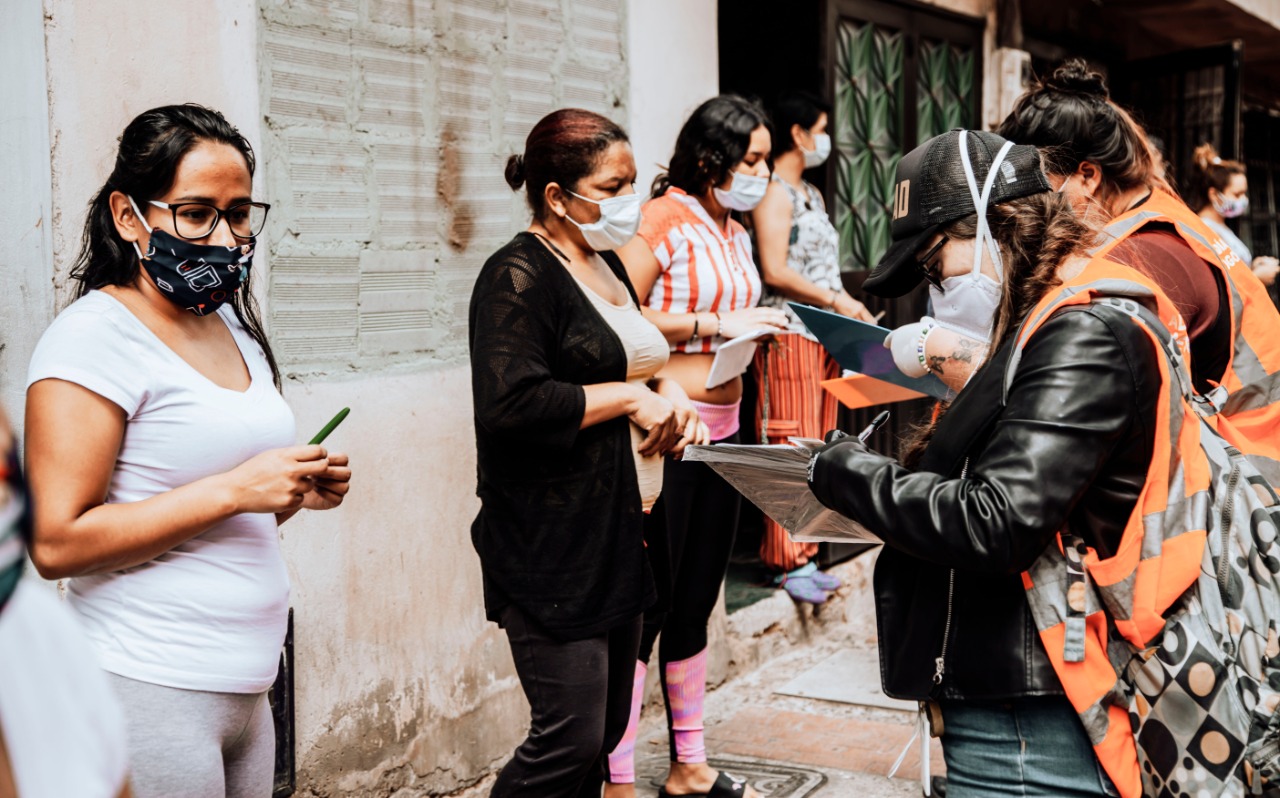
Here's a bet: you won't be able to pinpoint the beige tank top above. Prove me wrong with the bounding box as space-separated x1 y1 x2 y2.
574 276 670 512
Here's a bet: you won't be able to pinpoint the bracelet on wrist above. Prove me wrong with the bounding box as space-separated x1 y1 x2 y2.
690 314 700 341
915 323 933 368
714 311 724 338
828 288 840 309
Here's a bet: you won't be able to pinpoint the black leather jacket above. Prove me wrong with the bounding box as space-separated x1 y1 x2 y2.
810 305 1161 701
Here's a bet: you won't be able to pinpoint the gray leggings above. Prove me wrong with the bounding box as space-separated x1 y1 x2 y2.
108 673 275 798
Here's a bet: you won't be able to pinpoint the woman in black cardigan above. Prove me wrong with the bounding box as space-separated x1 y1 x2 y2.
469 109 705 798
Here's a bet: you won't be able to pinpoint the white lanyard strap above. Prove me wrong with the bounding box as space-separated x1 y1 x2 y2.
958 131 1013 280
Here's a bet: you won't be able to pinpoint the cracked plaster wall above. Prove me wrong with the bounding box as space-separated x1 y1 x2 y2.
4 0 716 795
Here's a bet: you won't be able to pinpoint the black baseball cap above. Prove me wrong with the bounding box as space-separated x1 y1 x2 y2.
862 129 1051 298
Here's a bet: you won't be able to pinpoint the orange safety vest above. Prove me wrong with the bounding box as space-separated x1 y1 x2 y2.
1012 257 1211 798
1091 189 1280 483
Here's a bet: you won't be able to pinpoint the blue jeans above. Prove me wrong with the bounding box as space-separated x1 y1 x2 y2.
939 697 1120 797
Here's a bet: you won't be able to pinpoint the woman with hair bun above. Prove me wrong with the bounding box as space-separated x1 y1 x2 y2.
1191 142 1279 285
997 59 1280 485
996 59 1237 395
471 107 704 797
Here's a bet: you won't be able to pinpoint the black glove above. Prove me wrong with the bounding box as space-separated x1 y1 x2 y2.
807 429 870 487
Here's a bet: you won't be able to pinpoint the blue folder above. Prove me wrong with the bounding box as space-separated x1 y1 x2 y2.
788 303 950 400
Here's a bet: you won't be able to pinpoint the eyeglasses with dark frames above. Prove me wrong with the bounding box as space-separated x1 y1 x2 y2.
145 199 271 241
916 236 948 292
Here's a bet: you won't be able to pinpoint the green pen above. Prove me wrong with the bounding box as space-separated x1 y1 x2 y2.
309 407 350 445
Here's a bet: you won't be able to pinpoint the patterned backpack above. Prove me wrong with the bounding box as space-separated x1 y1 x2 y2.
1012 273 1280 797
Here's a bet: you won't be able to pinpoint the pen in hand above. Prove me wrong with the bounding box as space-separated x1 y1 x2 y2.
810 410 891 483
822 410 891 445
857 410 891 442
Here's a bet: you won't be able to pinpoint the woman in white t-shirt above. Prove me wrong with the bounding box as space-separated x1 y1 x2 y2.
24 104 352 798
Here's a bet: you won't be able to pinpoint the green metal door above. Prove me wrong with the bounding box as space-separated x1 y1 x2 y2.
824 0 983 455
829 1 982 275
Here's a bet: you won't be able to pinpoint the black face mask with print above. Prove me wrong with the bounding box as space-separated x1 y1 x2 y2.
135 227 253 317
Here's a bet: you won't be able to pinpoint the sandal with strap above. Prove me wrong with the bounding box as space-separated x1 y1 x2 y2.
657 771 749 797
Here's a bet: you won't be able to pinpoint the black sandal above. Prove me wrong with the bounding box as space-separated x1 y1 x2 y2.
657 771 747 798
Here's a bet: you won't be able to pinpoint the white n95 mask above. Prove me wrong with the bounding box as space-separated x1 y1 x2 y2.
929 131 1015 344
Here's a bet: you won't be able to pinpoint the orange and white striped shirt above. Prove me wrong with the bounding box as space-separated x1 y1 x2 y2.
637 188 762 354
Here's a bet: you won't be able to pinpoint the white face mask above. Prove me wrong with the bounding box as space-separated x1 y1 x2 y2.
565 190 644 251
713 170 769 212
929 131 1015 345
929 272 1002 343
802 133 831 169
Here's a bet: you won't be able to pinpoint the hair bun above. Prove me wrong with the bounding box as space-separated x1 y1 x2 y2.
1044 59 1108 100
504 154 526 190
1192 142 1221 171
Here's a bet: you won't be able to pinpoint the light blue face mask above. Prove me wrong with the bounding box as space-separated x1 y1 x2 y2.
802 133 832 169
713 171 769 212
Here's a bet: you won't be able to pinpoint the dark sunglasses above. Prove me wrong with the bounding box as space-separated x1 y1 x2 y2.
916 236 948 292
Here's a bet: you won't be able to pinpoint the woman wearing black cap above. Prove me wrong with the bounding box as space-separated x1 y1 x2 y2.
996 59 1237 397
807 129 1165 796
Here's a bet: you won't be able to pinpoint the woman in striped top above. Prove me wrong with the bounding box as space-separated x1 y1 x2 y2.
605 95 785 798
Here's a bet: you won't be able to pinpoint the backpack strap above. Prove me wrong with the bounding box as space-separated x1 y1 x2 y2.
1061 533 1089 663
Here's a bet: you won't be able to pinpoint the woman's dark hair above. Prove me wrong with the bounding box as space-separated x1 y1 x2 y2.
653 95 769 198
900 190 1091 466
769 91 832 160
997 59 1167 213
506 108 630 220
1191 142 1247 213
72 104 280 387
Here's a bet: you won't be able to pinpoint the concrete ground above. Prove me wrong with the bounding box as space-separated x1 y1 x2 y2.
453 554 939 798
632 562 942 798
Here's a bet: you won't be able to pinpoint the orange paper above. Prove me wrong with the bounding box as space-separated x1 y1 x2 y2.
821 373 927 409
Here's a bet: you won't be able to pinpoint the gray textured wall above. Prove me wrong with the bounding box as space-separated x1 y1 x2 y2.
259 0 629 374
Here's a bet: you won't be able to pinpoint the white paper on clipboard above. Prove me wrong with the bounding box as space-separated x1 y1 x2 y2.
705 329 789 389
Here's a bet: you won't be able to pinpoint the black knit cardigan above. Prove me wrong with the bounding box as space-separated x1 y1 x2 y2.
468 232 657 640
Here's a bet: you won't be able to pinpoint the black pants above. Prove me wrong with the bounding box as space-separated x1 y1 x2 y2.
491 604 643 798
638 432 742 759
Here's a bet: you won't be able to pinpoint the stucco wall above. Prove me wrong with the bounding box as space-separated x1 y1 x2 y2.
5 1 722 795
3 0 263 431
253 0 626 791
0 0 55 428
626 0 719 195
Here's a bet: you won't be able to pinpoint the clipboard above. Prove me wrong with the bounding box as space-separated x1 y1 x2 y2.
788 303 949 401
683 442 880 543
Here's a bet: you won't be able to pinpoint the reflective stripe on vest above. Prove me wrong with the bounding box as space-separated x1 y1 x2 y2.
1090 190 1280 483
1012 258 1211 798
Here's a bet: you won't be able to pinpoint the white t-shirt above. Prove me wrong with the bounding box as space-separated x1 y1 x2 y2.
27 291 296 693
0 578 129 798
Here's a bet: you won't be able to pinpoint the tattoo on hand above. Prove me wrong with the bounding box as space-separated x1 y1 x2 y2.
927 355 947 375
